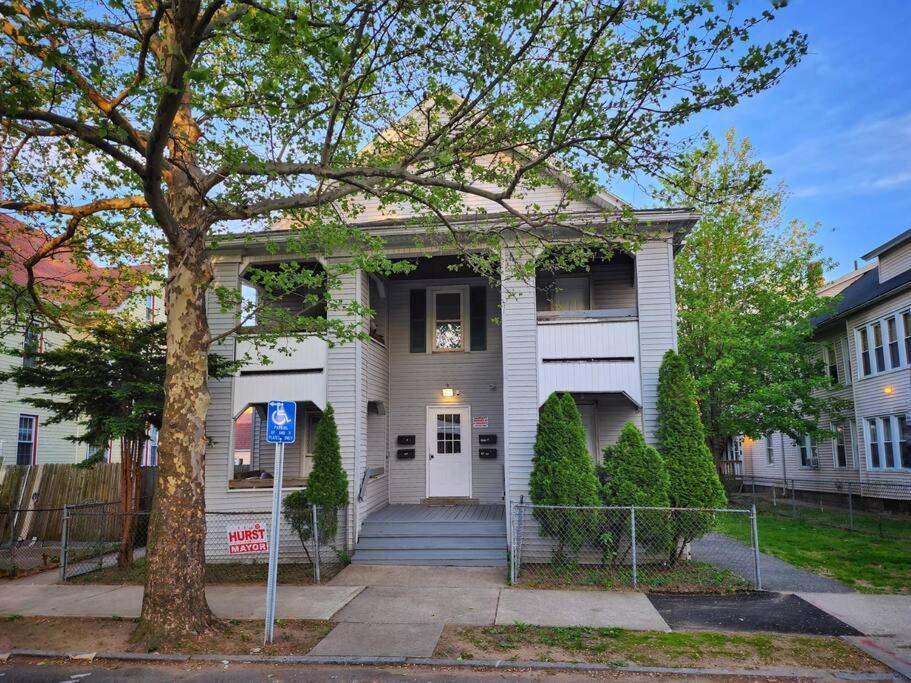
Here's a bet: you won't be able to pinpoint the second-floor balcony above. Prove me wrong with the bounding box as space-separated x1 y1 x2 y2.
232 335 328 417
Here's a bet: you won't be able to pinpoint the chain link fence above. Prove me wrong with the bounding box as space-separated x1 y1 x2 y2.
0 506 70 577
61 504 349 584
727 475 911 541
510 502 760 592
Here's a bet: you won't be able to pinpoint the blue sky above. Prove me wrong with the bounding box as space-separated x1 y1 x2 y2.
629 0 911 279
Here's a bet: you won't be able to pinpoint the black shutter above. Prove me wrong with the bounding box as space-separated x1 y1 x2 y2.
409 288 426 353
470 286 487 351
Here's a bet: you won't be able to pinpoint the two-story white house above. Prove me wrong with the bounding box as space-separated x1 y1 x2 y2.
740 228 911 506
0 213 164 466
203 177 696 566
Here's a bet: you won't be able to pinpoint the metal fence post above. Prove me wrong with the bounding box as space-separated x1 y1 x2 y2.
847 483 854 531
750 504 762 590
311 504 321 584
515 503 525 583
629 507 638 590
509 501 516 585
60 505 70 582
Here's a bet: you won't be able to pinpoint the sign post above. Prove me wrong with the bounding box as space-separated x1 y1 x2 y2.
264 400 296 644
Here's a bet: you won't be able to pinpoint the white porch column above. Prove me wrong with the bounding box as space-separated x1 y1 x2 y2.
326 264 367 546
635 235 678 443
500 245 540 527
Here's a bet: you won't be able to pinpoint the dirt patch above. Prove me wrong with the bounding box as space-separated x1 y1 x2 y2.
516 561 751 593
0 616 333 656
435 625 887 672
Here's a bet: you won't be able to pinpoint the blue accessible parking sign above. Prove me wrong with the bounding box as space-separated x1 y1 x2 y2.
266 401 296 443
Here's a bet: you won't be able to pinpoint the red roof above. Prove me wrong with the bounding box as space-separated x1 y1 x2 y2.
234 409 253 450
0 213 146 310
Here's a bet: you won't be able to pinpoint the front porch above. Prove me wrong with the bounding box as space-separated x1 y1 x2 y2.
352 504 507 567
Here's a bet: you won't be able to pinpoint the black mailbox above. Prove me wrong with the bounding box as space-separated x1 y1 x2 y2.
479 434 497 445
397 435 416 446
396 448 416 459
479 448 497 459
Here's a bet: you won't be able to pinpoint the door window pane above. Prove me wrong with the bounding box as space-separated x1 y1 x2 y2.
436 413 462 454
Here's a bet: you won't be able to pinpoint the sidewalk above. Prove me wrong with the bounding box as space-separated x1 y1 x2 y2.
1 565 908 666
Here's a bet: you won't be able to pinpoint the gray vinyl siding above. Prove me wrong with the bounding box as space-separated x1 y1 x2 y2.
361 302 390 516
386 277 504 504
594 394 641 456
635 237 677 442
501 248 540 506
326 266 366 542
363 409 389 515
878 241 911 283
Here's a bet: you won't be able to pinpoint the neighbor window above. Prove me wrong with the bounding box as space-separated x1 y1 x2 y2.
823 345 838 383
432 290 464 352
904 311 911 363
873 322 886 373
765 434 775 464
840 337 853 385
146 425 159 466
16 415 37 465
22 325 41 368
866 415 911 470
145 294 156 322
798 435 818 468
887 316 901 368
833 421 856 469
858 328 872 376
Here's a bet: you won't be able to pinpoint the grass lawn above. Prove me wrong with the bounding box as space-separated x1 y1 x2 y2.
435 624 884 672
67 557 342 585
516 560 751 593
715 511 911 594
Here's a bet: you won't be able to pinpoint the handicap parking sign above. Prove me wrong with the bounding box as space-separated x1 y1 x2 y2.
266 401 296 443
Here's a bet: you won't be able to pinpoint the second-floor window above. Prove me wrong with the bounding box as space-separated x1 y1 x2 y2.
22 325 42 368
823 345 838 384
765 434 774 464
145 294 156 322
432 290 465 352
856 310 911 378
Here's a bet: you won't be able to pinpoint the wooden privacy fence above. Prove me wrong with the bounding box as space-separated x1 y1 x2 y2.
0 464 157 542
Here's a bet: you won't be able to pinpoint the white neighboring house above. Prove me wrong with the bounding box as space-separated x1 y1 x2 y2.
740 228 911 503
202 164 696 565
0 213 164 466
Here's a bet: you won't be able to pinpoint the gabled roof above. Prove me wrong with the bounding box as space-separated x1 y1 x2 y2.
0 213 145 311
861 228 911 261
814 264 911 330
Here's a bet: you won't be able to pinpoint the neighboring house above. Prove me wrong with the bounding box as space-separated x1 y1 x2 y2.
740 229 911 502
203 168 696 565
0 213 163 466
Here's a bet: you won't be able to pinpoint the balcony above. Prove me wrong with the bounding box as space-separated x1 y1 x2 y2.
231 336 328 416
537 316 641 406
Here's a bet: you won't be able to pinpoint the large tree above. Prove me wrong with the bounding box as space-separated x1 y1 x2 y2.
0 0 806 641
661 131 838 460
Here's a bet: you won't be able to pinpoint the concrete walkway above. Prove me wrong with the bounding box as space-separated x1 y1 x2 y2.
691 533 853 593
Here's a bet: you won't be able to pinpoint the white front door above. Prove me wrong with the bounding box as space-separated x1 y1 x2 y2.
426 406 471 497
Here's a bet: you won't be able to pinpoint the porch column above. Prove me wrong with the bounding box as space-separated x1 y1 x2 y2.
326 263 368 546
500 245 540 520
635 235 677 443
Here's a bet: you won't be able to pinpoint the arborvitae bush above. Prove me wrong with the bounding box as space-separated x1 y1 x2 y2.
529 392 601 562
305 404 349 547
598 421 671 562
656 350 727 561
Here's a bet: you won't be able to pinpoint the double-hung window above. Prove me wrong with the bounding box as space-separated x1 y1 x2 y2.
833 421 856 469
432 290 465 352
873 322 886 373
823 345 838 384
22 325 41 368
840 337 853 385
866 415 911 470
16 415 37 465
856 311 911 377
765 434 775 464
798 435 818 468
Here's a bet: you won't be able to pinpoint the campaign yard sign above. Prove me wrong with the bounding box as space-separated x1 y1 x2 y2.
228 522 268 555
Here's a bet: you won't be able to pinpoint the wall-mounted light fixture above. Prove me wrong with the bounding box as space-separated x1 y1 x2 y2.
442 384 459 398
884 384 895 396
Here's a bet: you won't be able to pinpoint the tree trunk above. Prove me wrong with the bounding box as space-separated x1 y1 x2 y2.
135 233 214 643
117 436 143 568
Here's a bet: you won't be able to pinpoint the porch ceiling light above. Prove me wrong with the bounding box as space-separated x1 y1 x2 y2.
442 384 456 398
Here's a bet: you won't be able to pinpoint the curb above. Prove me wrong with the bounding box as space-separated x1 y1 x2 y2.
1 649 898 681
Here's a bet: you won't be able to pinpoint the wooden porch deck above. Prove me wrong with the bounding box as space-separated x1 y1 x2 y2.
365 504 505 523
